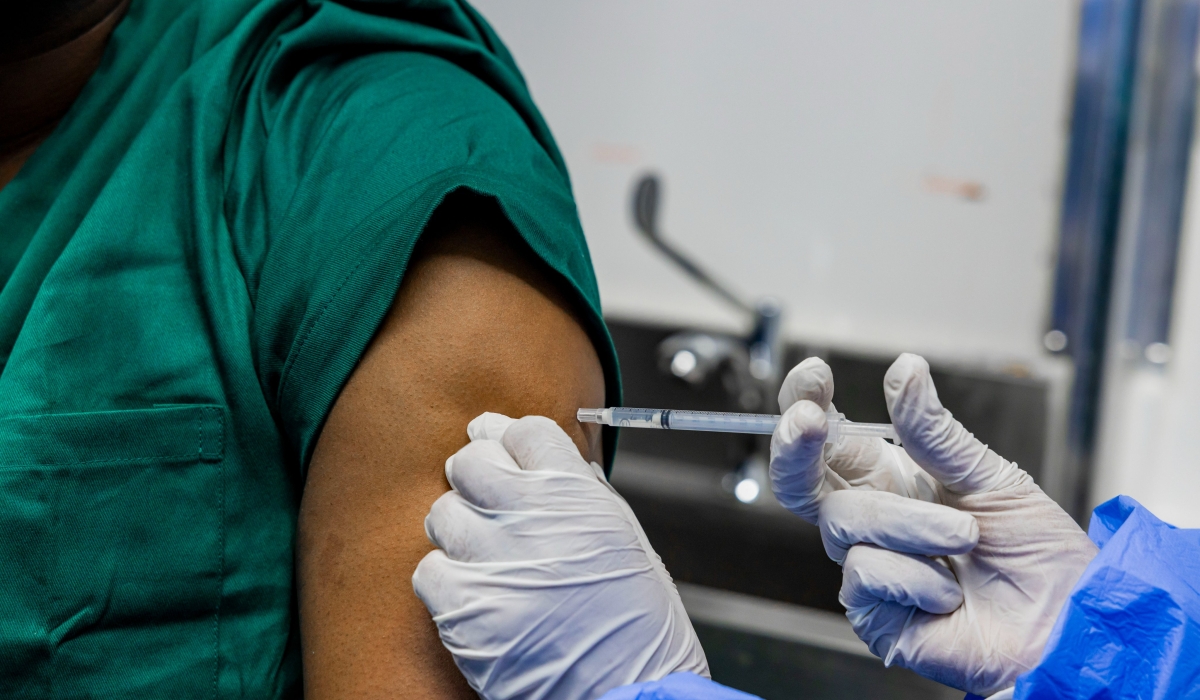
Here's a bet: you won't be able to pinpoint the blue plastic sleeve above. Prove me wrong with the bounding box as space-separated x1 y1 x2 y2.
598 673 763 700
1013 495 1200 699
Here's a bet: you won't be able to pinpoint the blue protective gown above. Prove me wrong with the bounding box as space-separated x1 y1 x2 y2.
600 672 762 699
606 496 1200 700
1009 495 1200 699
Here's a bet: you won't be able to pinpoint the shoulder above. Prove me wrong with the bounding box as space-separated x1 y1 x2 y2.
277 50 542 167
248 46 570 236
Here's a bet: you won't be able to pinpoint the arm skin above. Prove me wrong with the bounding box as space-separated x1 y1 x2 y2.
296 201 607 699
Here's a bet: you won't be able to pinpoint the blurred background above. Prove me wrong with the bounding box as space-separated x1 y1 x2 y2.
471 1 1200 697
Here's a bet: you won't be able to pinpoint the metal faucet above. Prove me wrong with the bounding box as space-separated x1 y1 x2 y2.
631 174 784 413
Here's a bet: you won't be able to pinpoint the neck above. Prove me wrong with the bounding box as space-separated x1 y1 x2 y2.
0 0 130 190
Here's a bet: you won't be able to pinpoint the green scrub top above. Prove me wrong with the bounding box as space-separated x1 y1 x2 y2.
0 0 619 696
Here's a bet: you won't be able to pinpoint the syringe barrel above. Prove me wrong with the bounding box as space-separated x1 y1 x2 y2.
660 410 779 434
576 407 900 445
576 408 780 434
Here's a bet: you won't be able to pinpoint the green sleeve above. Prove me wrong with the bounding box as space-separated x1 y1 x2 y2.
228 44 619 474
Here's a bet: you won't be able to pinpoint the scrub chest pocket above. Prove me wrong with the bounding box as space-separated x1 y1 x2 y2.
0 405 225 698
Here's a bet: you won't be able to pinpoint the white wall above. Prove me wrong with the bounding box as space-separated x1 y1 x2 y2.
473 0 1079 366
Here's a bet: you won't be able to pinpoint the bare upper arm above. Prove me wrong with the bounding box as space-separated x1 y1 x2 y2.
296 199 606 698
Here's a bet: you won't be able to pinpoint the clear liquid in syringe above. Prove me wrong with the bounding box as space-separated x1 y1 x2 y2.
577 407 900 444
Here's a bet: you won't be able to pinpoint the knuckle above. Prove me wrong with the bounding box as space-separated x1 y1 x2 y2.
455 437 503 462
425 492 459 531
842 543 872 571
822 488 857 510
511 414 562 436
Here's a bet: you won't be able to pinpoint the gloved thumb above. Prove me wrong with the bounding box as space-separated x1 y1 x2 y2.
883 354 1022 494
501 416 598 480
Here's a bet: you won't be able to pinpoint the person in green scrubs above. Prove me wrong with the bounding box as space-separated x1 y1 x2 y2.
0 0 619 697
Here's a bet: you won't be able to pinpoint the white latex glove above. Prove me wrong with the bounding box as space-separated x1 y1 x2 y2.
770 354 1098 696
770 356 944 527
412 413 709 700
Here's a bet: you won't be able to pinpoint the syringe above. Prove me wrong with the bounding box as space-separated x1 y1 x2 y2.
577 407 900 445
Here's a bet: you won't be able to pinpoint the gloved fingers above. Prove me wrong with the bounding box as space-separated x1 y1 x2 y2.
412 549 496 619
843 599 912 663
818 490 978 564
501 415 597 480
426 488 623 562
884 354 1020 495
839 544 964 615
770 399 849 523
444 439 521 503
425 490 490 560
777 357 834 412
447 438 602 511
467 412 517 442
824 434 883 482
823 435 906 493
411 548 458 616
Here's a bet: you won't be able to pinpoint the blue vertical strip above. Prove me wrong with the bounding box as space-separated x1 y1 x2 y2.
1125 1 1200 350
1050 0 1143 506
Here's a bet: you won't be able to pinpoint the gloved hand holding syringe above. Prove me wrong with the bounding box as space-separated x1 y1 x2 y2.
577 406 901 445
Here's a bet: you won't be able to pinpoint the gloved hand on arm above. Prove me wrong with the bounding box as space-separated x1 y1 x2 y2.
770 354 1098 697
412 413 710 700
